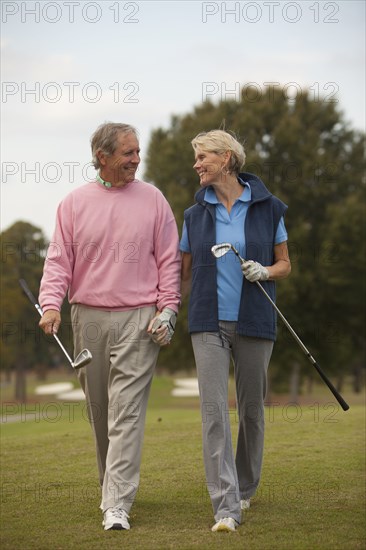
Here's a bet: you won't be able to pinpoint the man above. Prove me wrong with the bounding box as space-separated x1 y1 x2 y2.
39 122 181 531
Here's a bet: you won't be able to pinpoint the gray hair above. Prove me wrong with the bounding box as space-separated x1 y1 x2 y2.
191 129 246 175
91 122 138 169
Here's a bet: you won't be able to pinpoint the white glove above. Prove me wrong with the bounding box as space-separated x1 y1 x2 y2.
150 308 177 345
241 260 269 282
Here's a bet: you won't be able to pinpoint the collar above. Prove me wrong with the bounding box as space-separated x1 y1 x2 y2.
204 177 251 204
195 172 272 205
96 173 112 188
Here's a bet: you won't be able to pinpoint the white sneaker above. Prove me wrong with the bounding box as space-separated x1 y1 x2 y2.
103 506 130 530
211 517 238 532
240 498 251 511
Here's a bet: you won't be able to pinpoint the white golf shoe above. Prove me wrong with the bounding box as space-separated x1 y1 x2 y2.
240 498 251 511
211 517 238 532
103 506 130 530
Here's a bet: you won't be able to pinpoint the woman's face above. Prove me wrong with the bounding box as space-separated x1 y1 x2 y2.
193 148 226 187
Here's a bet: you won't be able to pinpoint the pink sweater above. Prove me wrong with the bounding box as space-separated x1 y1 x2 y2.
39 180 181 313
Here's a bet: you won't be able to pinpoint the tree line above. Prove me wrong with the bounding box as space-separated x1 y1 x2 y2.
1 85 365 399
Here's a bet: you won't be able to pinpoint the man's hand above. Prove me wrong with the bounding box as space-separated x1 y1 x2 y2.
241 260 269 283
39 310 61 335
147 308 177 346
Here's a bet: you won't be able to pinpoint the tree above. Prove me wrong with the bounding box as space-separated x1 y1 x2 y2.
319 189 366 391
0 221 73 400
144 85 366 391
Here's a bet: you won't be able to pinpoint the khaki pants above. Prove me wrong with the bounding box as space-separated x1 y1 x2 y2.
71 304 159 513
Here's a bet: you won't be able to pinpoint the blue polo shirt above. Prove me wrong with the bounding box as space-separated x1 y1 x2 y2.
180 180 287 321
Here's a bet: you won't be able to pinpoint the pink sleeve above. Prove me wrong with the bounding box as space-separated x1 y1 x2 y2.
39 197 74 312
153 194 181 313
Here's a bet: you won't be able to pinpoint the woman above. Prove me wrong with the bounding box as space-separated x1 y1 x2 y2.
180 130 291 532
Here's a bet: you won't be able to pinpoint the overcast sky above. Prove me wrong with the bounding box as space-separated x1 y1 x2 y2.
1 0 365 238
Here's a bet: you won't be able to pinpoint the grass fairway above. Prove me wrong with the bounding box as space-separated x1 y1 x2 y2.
0 375 365 549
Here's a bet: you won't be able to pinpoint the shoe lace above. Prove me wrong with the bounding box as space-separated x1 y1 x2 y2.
111 507 129 520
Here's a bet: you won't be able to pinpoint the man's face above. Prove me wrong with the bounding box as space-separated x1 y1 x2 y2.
99 132 140 186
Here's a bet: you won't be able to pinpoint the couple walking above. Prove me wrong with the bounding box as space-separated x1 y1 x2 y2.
39 122 290 532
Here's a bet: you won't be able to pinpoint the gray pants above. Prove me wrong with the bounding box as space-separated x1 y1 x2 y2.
71 304 159 513
191 322 273 523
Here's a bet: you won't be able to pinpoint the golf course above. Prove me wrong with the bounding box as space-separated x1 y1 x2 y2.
1 372 364 549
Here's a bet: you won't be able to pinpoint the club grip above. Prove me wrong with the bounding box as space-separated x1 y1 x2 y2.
313 361 350 411
19 279 38 306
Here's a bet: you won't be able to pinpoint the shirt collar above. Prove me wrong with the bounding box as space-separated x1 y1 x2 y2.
204 177 251 204
96 173 113 188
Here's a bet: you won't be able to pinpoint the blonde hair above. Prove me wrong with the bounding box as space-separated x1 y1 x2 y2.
91 122 138 169
191 129 245 174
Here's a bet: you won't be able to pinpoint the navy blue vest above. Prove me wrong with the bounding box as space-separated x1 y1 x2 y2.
184 172 288 340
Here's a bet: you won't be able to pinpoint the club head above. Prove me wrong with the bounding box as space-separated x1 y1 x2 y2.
72 348 92 369
211 243 233 258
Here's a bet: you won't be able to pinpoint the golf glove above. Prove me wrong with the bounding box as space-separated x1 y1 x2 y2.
150 308 177 345
241 260 269 282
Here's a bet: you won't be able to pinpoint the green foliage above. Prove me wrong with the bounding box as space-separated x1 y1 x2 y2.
0 221 73 377
318 189 366 378
144 85 366 387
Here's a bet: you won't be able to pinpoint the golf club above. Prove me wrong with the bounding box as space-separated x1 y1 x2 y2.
19 279 92 370
211 243 349 411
